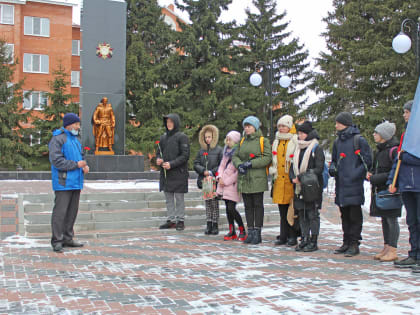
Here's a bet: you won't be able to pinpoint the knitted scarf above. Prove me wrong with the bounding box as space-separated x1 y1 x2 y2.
270 132 298 179
292 138 318 194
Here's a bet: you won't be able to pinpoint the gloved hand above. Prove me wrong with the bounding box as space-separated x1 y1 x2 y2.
328 165 337 177
238 161 252 174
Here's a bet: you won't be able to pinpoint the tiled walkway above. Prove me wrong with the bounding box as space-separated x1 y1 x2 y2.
0 181 419 314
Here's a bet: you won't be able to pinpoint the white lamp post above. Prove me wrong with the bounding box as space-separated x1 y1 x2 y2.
392 18 420 74
249 62 291 140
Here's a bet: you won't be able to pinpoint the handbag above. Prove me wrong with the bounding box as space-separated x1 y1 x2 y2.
375 190 402 210
202 176 217 200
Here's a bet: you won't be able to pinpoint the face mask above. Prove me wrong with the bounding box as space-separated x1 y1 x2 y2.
70 129 79 136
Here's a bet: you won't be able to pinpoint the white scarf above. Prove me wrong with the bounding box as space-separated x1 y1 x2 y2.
292 138 318 194
270 132 298 179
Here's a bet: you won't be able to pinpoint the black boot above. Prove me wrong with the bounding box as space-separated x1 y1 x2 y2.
244 228 254 244
211 222 219 235
303 235 318 252
334 242 349 254
344 243 360 257
251 227 262 244
295 237 309 252
204 222 212 235
287 237 298 247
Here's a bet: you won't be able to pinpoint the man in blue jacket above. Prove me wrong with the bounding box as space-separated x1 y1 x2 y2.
329 112 372 257
49 113 89 253
388 100 420 271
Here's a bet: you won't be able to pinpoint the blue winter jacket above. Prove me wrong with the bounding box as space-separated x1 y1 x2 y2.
329 126 372 207
387 151 420 192
49 128 84 191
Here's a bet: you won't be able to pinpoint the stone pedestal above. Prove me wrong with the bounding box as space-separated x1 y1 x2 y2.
86 155 144 172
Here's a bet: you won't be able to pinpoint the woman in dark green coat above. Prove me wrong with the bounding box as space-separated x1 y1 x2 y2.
232 116 271 244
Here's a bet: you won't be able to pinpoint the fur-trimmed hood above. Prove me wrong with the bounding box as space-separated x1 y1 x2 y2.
199 125 219 150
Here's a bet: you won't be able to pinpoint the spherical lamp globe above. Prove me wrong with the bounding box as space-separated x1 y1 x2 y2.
392 33 412 54
249 73 263 87
279 75 292 88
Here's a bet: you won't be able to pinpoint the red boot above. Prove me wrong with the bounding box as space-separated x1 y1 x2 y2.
224 224 237 241
237 226 247 241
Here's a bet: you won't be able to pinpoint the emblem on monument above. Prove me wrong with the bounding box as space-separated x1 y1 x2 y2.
96 42 113 59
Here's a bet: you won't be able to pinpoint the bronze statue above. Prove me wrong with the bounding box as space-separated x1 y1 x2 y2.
93 97 115 154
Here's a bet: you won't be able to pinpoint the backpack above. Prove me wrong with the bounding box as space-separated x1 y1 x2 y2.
311 144 329 189
300 169 322 203
239 136 269 175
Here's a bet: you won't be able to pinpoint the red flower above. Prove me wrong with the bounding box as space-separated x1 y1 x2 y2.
272 151 277 155
203 152 209 156
249 153 256 158
289 154 294 158
355 149 361 155
84 146 91 151
340 153 346 158
215 172 219 176
155 140 160 144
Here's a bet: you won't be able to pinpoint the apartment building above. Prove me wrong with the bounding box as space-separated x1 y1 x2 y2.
0 0 80 116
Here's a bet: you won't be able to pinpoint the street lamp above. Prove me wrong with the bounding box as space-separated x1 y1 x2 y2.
392 18 420 75
249 62 291 140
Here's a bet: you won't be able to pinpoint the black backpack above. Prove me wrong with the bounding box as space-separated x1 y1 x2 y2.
300 169 322 203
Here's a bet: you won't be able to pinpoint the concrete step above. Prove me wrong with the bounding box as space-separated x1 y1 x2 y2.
25 212 281 237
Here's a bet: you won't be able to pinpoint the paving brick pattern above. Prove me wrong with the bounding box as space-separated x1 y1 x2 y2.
1 181 419 314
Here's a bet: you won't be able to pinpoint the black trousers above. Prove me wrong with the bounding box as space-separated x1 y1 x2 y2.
51 190 81 246
339 205 363 245
242 192 264 229
297 207 320 238
278 204 298 241
402 192 420 260
225 200 244 228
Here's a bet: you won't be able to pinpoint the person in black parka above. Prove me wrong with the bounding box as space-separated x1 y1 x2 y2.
194 125 223 235
367 121 401 262
329 112 372 257
289 121 325 252
157 113 190 231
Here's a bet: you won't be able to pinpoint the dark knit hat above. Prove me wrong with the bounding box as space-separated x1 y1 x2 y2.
63 113 80 127
296 121 313 135
336 112 353 126
403 100 413 112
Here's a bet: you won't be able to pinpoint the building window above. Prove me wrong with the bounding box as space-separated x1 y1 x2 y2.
72 40 80 56
0 4 14 25
23 90 48 110
5 43 14 64
23 54 49 73
29 132 41 146
24 16 50 37
71 71 80 87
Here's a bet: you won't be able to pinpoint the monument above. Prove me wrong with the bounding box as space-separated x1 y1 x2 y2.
80 0 144 173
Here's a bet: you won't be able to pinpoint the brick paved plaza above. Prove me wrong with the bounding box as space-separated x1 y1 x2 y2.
1 180 419 314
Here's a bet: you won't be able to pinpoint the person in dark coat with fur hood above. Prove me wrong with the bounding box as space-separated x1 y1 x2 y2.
289 121 325 252
194 125 223 235
366 121 401 262
157 114 190 231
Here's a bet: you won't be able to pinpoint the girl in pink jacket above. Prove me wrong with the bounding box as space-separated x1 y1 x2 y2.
216 131 246 241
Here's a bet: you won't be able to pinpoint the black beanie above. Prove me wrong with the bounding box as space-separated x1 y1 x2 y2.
296 121 313 135
63 113 80 127
336 112 353 126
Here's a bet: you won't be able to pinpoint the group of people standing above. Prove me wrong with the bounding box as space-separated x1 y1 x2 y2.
155 103 420 273
48 101 419 274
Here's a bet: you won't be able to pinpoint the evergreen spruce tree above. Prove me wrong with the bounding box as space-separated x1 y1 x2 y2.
0 41 32 170
308 0 420 147
238 0 312 137
125 0 176 154
166 0 246 155
31 64 79 157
